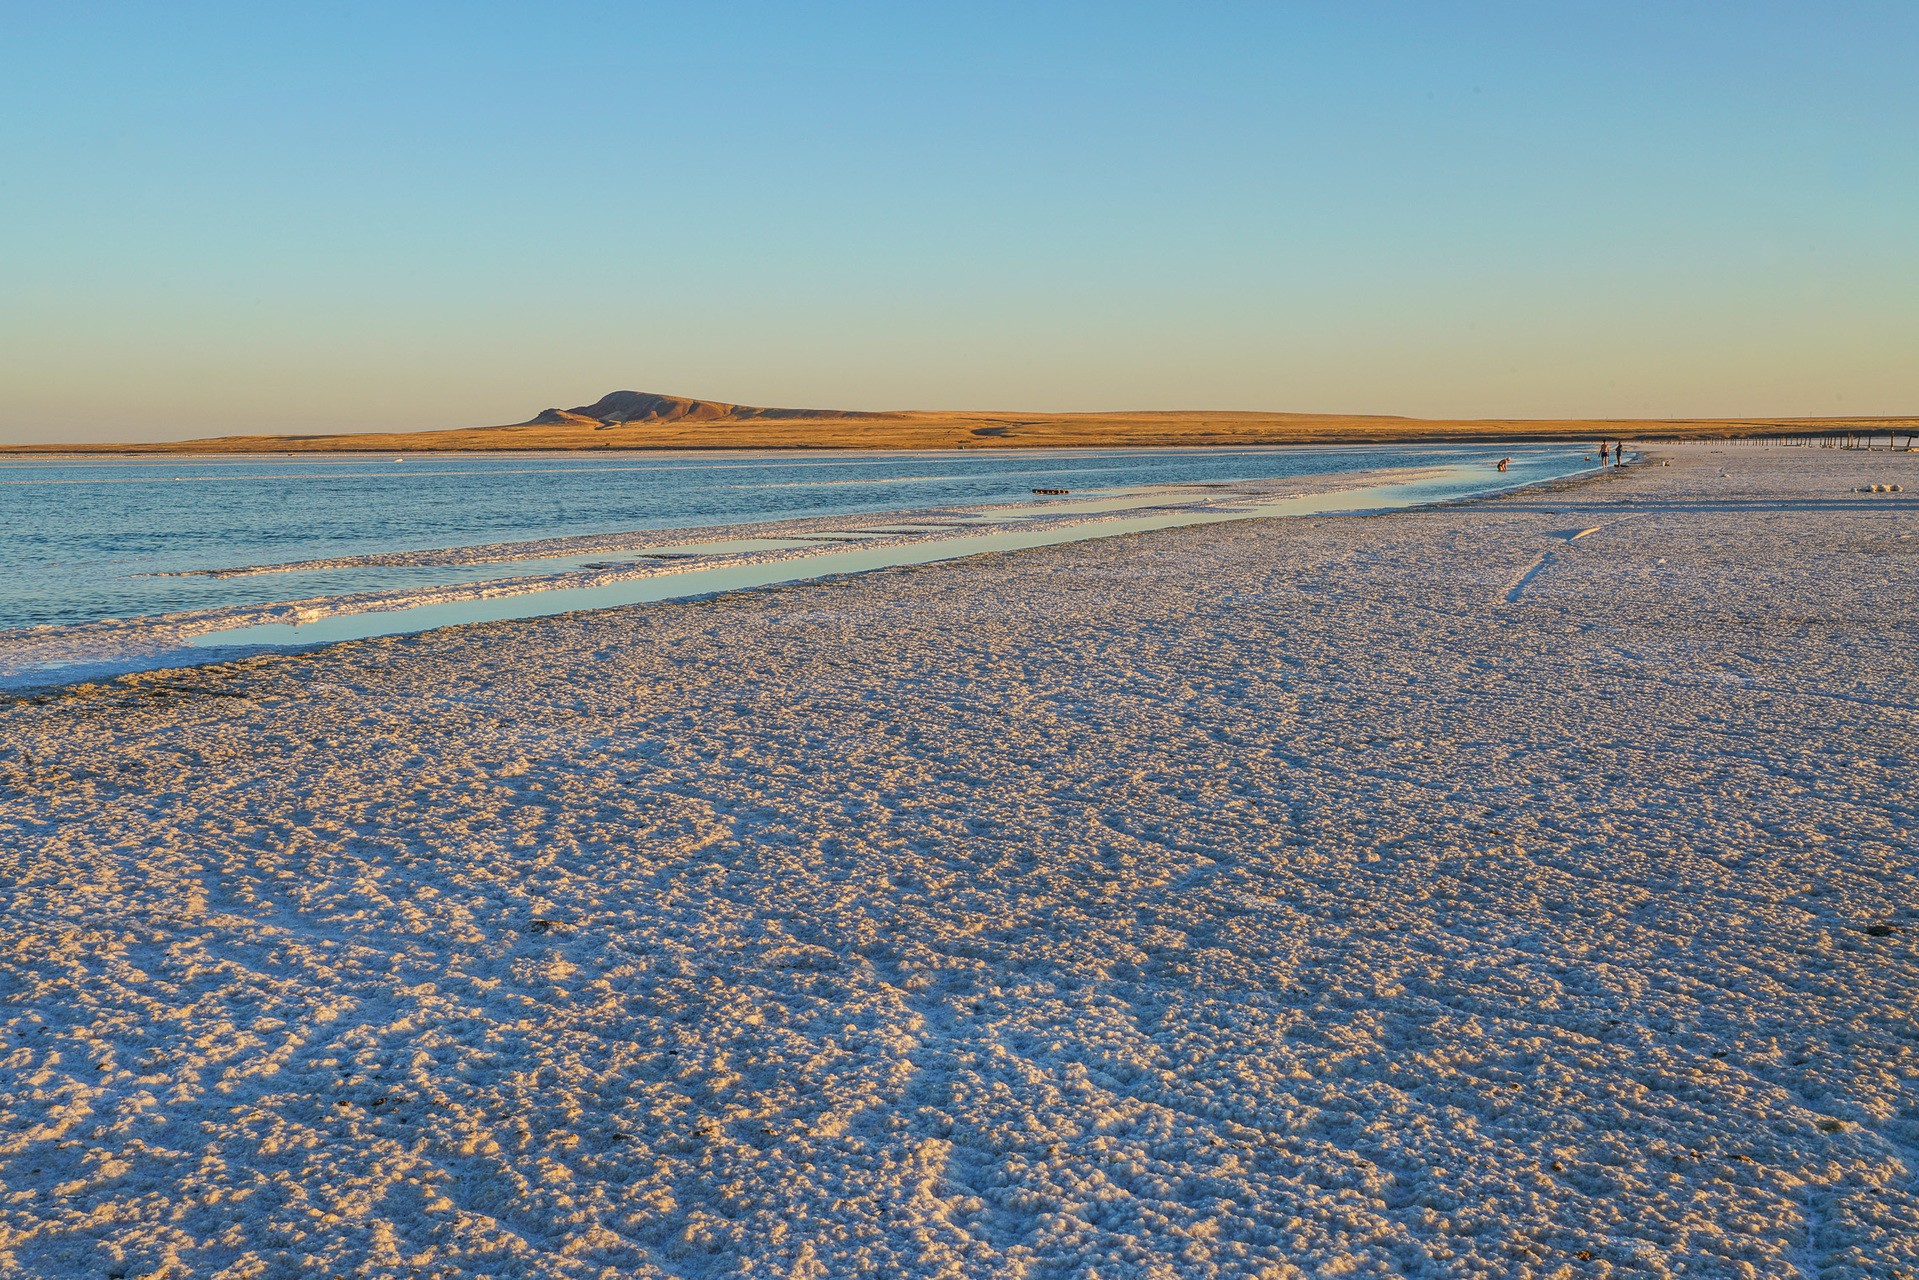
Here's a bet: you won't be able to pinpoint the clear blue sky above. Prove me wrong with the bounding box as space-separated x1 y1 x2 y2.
2 1 1913 441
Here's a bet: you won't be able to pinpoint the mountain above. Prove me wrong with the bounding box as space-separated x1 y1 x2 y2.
524 390 884 428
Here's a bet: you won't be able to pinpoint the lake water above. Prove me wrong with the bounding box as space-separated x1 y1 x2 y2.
0 445 1599 685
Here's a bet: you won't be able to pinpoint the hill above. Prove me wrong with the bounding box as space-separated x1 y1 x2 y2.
522 390 884 427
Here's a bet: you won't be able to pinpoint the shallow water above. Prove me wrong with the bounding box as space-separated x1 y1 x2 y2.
186 462 1554 651
0 445 1599 685
0 446 1581 629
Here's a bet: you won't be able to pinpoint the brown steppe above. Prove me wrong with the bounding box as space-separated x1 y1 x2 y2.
9 392 1917 453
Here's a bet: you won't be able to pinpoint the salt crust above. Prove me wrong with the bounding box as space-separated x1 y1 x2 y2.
0 445 1914 1278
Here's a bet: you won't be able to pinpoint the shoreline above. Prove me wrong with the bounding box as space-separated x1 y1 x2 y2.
0 449 1600 693
2 443 1915 1275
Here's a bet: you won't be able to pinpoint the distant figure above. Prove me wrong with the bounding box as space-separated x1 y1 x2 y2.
1615 442 1627 467
1496 457 1510 472
1598 442 1610 464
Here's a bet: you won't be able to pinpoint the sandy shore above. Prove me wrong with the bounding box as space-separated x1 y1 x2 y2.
1 444 1915 1278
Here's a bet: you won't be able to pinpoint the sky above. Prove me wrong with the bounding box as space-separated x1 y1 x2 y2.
1 1 1914 443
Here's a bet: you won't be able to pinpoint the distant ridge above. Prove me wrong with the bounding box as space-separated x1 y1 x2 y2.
524 390 886 428
10 387 1916 454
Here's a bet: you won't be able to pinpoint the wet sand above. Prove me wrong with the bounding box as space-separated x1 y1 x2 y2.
1 444 1915 1277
